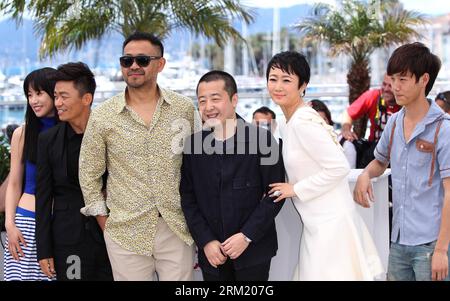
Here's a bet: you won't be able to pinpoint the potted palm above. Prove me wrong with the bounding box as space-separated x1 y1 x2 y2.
296 0 426 138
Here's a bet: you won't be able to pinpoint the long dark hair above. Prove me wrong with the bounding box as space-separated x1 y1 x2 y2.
22 67 58 163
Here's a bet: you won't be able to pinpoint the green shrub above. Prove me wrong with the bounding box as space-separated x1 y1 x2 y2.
0 133 11 232
0 133 10 182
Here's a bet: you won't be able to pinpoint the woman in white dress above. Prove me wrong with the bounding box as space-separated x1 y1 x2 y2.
266 51 383 281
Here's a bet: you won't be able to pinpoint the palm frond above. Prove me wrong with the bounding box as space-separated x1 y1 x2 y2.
0 0 27 24
295 0 428 62
0 0 254 58
31 1 114 57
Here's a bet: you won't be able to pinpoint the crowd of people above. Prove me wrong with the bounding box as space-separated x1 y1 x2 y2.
0 32 449 282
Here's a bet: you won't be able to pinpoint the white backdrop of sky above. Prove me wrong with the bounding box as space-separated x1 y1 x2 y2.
242 0 450 16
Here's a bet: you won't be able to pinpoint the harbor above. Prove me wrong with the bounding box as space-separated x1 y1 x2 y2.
1 75 449 131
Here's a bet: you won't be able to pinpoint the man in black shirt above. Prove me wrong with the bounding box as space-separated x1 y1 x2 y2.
180 71 285 281
35 62 112 281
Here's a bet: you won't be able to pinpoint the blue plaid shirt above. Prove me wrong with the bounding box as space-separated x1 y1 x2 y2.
374 100 450 246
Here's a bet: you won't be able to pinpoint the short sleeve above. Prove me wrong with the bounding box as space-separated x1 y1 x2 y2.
438 119 450 179
347 89 380 120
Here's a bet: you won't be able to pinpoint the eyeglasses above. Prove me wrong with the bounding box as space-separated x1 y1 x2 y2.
119 55 161 68
436 92 449 103
255 121 272 131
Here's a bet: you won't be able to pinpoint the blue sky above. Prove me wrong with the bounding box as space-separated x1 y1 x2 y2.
243 0 450 16
1 1 448 19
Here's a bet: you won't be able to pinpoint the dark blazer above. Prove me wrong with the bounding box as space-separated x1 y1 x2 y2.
180 118 285 275
35 122 104 261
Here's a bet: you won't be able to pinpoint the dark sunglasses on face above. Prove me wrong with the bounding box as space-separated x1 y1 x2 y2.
119 55 161 68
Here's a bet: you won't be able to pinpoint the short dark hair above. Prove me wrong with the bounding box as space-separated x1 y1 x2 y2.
55 62 96 97
309 99 334 126
253 106 276 120
123 31 164 57
266 51 310 88
196 70 238 99
387 42 441 96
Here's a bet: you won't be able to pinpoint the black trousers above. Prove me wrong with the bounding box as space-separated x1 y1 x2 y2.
202 259 271 281
53 230 113 281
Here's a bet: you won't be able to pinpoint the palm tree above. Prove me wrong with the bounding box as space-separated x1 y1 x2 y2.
295 0 426 138
0 0 254 58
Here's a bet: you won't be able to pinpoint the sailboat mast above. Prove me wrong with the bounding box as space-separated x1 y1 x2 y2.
272 5 280 56
224 15 235 74
242 21 249 76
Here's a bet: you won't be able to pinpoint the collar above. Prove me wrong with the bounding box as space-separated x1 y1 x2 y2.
202 114 255 144
40 116 56 129
397 99 446 143
114 85 172 114
423 98 447 124
66 122 82 139
398 98 446 127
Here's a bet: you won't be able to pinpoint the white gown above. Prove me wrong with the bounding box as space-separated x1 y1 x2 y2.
282 106 384 281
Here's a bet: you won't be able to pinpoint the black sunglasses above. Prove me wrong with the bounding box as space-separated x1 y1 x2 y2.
119 55 161 68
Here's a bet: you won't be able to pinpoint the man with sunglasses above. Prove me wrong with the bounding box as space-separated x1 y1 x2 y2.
79 32 199 281
436 91 450 114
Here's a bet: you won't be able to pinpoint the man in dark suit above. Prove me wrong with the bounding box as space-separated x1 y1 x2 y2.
35 62 112 281
180 70 285 281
